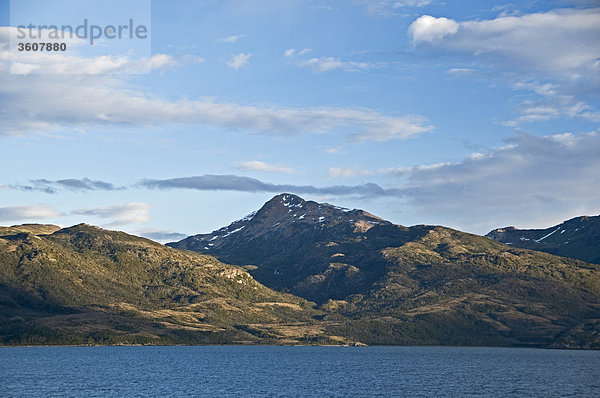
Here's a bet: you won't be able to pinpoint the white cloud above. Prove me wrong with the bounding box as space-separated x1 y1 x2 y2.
0 205 60 222
328 167 374 178
284 48 311 57
348 114 432 142
409 15 459 42
409 8 600 125
238 160 295 173
0 75 431 142
396 133 600 233
285 48 377 73
0 28 200 75
446 67 476 76
409 9 600 77
151 54 204 69
219 34 245 43
381 162 450 175
72 203 150 226
0 29 430 142
299 57 375 73
502 83 600 126
285 47 375 73
227 52 252 69
9 52 199 75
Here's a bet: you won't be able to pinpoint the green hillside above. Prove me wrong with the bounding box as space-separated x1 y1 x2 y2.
0 224 332 346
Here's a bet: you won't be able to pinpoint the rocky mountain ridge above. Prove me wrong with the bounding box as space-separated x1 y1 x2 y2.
487 215 600 264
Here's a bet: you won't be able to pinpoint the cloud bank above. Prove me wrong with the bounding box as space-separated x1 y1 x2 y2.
398 132 600 231
5 132 599 232
139 175 402 197
14 178 123 194
0 205 60 222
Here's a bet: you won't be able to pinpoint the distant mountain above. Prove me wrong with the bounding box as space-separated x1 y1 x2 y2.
0 223 329 346
170 194 600 348
487 216 600 264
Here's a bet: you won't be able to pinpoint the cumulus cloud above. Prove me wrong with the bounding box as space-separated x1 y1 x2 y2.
238 161 295 173
227 52 252 69
409 15 459 42
72 203 150 226
0 205 60 221
13 178 123 194
139 175 402 197
408 9 600 77
408 8 600 125
397 132 600 232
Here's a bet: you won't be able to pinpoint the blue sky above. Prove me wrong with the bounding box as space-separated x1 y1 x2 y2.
0 0 599 241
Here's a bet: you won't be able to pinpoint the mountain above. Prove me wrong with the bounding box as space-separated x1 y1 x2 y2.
486 216 600 264
168 194 395 302
0 223 339 346
170 194 600 348
3 197 600 348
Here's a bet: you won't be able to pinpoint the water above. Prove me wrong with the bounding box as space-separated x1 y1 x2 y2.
1 346 599 397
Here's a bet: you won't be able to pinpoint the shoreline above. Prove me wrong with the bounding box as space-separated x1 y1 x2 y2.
1 343 595 350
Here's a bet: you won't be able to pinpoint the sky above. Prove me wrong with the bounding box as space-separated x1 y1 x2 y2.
0 0 599 241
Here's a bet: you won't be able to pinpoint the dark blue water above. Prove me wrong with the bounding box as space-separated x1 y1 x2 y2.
1 346 599 397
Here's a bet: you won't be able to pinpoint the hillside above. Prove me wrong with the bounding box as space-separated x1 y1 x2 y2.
0 224 337 346
170 194 600 348
487 216 600 264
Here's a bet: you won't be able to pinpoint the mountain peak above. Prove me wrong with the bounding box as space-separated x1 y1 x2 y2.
269 193 305 205
168 193 391 253
260 193 307 212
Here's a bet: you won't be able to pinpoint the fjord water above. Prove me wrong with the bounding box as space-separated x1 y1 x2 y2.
1 346 599 397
